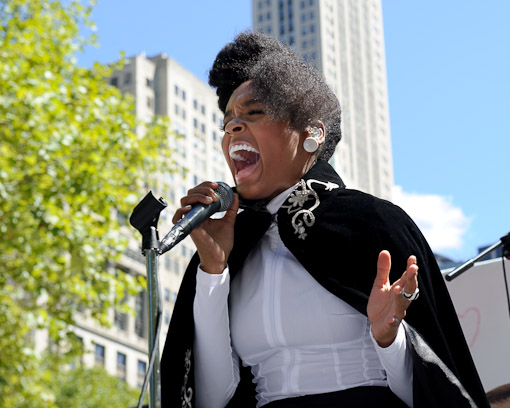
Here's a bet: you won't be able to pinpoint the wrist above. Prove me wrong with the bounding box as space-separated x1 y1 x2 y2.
371 326 398 348
199 262 226 275
375 336 396 348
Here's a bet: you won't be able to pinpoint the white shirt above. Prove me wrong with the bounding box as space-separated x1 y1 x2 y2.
193 187 413 408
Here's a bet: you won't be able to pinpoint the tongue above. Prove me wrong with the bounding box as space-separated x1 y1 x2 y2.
235 151 259 172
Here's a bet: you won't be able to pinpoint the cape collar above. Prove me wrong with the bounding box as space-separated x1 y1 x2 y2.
236 161 346 215
278 161 345 240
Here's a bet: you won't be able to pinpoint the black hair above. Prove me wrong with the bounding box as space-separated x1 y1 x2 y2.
208 31 341 162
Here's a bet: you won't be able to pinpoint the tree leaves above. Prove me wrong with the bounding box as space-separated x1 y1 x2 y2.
0 0 176 405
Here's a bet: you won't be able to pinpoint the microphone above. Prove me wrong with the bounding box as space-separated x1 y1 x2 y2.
159 182 234 255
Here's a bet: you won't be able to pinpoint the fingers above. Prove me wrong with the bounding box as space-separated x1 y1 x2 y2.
374 250 391 286
401 255 419 299
172 182 223 225
369 252 419 347
223 193 239 222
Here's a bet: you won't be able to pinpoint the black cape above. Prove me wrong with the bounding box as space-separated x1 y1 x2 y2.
160 161 489 408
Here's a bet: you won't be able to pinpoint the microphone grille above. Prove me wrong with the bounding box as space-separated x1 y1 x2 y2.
215 182 234 212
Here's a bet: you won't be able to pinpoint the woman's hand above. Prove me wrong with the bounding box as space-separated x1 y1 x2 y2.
172 181 239 275
367 250 419 347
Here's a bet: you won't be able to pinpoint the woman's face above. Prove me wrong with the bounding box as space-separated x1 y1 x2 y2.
222 81 313 201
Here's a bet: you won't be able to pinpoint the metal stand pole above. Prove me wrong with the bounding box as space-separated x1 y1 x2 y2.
446 232 510 281
129 192 167 408
145 228 162 408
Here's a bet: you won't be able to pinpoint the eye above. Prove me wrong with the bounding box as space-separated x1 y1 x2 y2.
248 109 264 115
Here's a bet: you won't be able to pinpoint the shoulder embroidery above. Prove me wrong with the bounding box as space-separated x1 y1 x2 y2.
281 179 339 240
181 348 193 407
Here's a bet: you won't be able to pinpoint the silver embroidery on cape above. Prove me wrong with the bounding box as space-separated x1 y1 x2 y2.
281 179 339 240
181 348 193 407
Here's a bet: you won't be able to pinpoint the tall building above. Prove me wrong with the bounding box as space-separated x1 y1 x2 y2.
252 0 394 199
66 53 230 388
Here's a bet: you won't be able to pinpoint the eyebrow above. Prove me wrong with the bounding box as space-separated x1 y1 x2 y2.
223 98 261 121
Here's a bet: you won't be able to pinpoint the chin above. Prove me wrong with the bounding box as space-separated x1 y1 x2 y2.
235 183 269 201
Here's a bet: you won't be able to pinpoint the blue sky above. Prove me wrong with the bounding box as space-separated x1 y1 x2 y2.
78 1 510 263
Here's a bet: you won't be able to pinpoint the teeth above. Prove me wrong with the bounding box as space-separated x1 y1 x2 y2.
229 144 259 161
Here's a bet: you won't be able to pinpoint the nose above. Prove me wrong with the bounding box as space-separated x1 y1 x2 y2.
225 118 245 134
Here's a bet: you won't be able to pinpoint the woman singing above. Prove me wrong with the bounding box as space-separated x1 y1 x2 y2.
160 32 489 408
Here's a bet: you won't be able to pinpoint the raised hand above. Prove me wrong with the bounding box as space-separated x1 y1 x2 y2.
367 250 419 347
172 181 239 274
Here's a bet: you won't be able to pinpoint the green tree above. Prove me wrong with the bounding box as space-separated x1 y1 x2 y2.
52 366 142 408
0 0 174 406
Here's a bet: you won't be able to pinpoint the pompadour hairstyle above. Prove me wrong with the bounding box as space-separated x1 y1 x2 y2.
208 31 342 162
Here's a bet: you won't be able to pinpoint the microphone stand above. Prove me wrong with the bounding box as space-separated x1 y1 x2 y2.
130 192 168 408
445 232 510 281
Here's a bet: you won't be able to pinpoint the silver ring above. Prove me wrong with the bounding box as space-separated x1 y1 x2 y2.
401 287 420 301
392 316 401 325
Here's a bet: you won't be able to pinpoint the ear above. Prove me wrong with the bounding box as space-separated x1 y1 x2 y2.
316 121 326 146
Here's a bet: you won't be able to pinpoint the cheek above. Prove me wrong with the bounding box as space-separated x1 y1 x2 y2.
221 135 229 160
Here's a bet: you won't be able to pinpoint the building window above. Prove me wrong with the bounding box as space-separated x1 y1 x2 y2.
146 96 152 108
137 360 147 388
193 118 198 128
174 85 179 95
135 291 147 338
164 288 170 302
117 352 127 382
193 99 198 109
114 284 128 332
182 90 186 100
114 310 127 331
165 311 170 325
146 77 153 87
94 343 105 366
124 73 131 85
110 77 118 87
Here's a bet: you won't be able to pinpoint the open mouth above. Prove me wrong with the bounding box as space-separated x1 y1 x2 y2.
229 144 260 176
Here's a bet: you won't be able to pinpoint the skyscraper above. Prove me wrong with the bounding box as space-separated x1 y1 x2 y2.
252 0 393 200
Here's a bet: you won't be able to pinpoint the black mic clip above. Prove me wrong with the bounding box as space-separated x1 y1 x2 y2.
129 191 168 253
